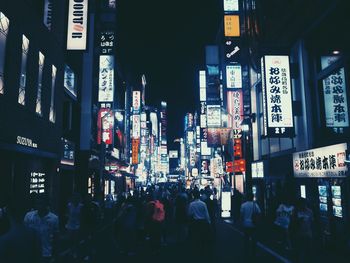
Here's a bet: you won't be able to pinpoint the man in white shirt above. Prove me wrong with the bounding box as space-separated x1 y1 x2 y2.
240 193 261 258
24 194 59 263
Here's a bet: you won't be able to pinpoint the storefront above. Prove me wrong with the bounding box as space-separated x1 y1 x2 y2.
293 143 349 249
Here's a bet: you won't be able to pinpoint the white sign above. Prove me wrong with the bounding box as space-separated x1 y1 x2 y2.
223 0 239 12
226 64 242 88
199 70 206 101
169 150 178 158
251 161 264 178
207 105 221 127
132 91 141 112
17 136 38 148
322 67 349 128
293 143 348 178
98 55 114 102
262 55 294 137
67 0 88 50
132 115 140 139
43 0 53 30
221 191 231 218
201 142 211 156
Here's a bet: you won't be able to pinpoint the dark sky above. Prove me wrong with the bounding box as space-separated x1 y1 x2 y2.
117 0 222 148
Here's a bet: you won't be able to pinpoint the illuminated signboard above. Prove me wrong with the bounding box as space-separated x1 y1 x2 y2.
223 0 239 12
261 55 294 137
251 161 264 178
226 64 242 88
225 40 240 63
97 108 114 145
207 105 221 127
227 90 243 131
64 65 77 98
132 115 141 139
199 70 206 101
43 0 53 30
322 67 349 128
221 191 231 218
100 31 115 55
98 55 114 102
67 0 88 50
169 150 178 158
132 139 140 164
61 138 75 166
30 172 45 193
224 15 240 37
133 91 141 112
293 143 348 178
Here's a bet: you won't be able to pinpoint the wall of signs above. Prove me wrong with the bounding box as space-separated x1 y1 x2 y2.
98 55 114 102
261 55 294 137
293 143 348 178
67 0 88 50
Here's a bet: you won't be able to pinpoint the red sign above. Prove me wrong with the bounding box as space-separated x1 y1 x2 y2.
97 108 113 145
131 139 140 164
234 139 242 158
226 159 246 173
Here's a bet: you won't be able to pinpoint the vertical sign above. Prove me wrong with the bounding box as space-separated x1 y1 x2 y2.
43 0 53 30
132 91 141 113
226 64 242 88
97 108 114 145
262 55 294 137
98 55 114 102
67 0 88 50
100 31 115 54
322 67 349 128
227 90 243 131
224 15 240 37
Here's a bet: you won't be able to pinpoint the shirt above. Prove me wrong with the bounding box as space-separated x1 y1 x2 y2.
274 204 294 229
240 201 261 228
65 202 83 230
188 199 211 224
24 210 59 257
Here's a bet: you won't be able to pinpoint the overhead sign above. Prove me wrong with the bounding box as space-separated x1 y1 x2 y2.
98 55 114 102
67 0 88 50
261 55 294 137
207 105 221 127
226 64 242 88
224 15 240 37
293 143 348 178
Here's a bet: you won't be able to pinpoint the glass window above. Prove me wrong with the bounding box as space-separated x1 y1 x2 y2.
36 52 45 116
64 65 76 98
18 35 29 105
0 11 10 94
49 65 56 123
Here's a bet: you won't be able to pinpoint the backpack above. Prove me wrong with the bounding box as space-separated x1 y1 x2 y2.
152 200 165 222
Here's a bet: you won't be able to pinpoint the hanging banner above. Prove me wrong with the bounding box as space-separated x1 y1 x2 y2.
67 0 88 50
322 67 349 128
293 143 348 178
261 55 294 137
226 64 242 88
98 55 114 102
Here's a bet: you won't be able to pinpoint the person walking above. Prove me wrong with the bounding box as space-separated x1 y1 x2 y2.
274 196 294 250
291 197 314 263
174 187 189 244
188 189 211 258
23 194 59 263
240 193 261 258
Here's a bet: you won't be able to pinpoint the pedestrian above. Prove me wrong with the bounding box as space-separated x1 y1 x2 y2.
232 189 243 224
146 196 165 254
188 189 211 257
0 197 41 263
65 193 83 259
240 193 261 258
23 194 59 263
291 197 314 263
174 187 189 244
274 196 294 250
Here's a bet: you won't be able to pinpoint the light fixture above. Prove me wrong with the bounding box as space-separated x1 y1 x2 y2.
332 50 340 55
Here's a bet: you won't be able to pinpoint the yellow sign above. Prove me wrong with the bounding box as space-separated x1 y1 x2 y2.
224 15 240 37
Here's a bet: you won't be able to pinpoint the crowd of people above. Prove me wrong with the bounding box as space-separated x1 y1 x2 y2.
0 182 317 263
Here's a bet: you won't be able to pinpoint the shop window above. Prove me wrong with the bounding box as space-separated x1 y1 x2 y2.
0 11 10 95
36 52 45 116
49 65 56 123
18 35 29 105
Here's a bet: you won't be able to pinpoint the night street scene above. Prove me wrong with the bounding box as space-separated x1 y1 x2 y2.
0 0 350 263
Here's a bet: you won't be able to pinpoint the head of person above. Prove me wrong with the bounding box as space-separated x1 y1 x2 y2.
193 189 200 200
246 193 254 202
297 197 307 210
